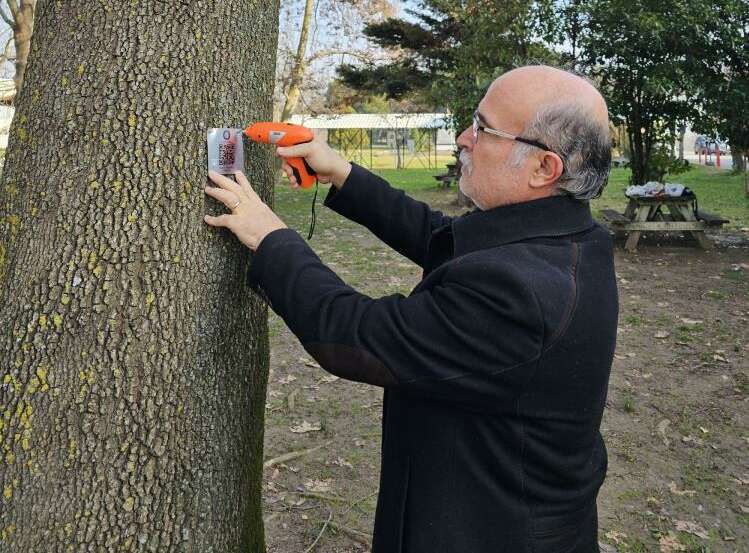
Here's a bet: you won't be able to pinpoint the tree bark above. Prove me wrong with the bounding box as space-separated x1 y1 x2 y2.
0 1 278 551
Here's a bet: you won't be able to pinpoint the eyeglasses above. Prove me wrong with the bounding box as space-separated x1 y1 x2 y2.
472 110 553 153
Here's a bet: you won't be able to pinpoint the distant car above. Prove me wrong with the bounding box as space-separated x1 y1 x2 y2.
694 135 707 154
694 135 729 155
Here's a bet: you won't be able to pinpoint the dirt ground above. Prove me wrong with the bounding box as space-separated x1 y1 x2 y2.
261 188 748 553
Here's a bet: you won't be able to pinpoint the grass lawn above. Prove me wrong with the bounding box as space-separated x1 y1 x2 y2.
295 165 748 230
276 163 749 230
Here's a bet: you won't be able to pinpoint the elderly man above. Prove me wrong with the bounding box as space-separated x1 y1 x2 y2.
204 65 617 553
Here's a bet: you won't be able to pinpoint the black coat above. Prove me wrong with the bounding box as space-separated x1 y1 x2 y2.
248 164 618 553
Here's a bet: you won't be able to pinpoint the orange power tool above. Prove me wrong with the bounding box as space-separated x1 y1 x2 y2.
244 122 317 188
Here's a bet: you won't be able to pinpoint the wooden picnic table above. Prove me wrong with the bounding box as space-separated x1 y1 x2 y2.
601 194 729 252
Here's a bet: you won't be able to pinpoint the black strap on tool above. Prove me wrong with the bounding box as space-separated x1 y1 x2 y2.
307 179 319 240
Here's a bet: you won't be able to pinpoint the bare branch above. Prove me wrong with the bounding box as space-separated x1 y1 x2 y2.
306 48 378 64
0 5 15 27
5 0 19 20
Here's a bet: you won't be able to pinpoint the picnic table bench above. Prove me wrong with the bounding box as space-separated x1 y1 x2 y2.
600 194 729 252
434 163 458 188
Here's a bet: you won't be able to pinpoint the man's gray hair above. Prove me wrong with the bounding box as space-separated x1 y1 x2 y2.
510 103 611 201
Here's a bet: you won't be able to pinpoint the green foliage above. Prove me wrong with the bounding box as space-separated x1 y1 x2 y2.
689 0 749 156
337 0 557 132
580 0 701 184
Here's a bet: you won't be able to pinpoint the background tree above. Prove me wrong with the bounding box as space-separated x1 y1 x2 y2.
580 0 699 185
0 1 278 550
337 0 557 131
276 0 395 120
0 0 35 95
689 0 747 190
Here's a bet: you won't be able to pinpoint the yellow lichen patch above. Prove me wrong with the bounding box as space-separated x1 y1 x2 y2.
172 255 181 264
128 113 137 128
87 251 97 270
5 451 15 465
38 314 48 329
89 180 99 190
112 180 122 192
78 368 95 386
25 376 40 394
17 127 27 142
145 292 155 306
123 496 135 511
127 212 137 223
92 265 103 278
37 366 50 392
77 63 85 77
5 214 20 237
61 75 69 87
3 373 20 393
2 485 11 500
60 293 71 306
52 313 63 331
1 523 16 541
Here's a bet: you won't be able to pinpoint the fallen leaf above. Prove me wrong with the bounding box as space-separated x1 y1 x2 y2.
626 352 636 358
713 353 728 363
319 374 339 383
289 420 321 434
304 479 332 493
680 318 703 325
699 426 709 434
333 456 354 469
278 375 297 385
659 532 687 552
669 482 696 496
604 530 628 544
354 438 366 447
657 419 671 446
655 331 670 339
675 520 709 540
614 353 626 360
299 357 321 368
739 505 749 514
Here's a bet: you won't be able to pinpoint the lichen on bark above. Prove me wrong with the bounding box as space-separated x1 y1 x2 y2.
0 1 279 550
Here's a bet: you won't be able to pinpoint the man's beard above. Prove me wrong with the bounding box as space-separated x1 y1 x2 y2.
459 149 473 176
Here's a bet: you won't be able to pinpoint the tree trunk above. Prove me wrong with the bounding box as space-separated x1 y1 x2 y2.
0 1 279 551
731 151 746 173
280 0 314 121
12 0 36 96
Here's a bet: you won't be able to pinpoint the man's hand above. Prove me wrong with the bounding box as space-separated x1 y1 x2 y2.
276 135 352 189
203 170 287 251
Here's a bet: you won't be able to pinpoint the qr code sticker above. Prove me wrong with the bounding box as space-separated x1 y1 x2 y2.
207 128 245 174
219 142 235 167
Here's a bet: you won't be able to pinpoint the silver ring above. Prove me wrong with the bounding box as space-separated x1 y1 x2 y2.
230 199 241 210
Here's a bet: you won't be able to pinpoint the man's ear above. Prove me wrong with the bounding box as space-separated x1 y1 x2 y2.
528 152 564 190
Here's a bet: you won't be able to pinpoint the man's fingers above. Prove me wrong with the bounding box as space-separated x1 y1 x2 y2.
233 171 259 200
280 161 298 187
208 170 242 194
204 185 240 209
276 142 312 158
203 214 232 228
